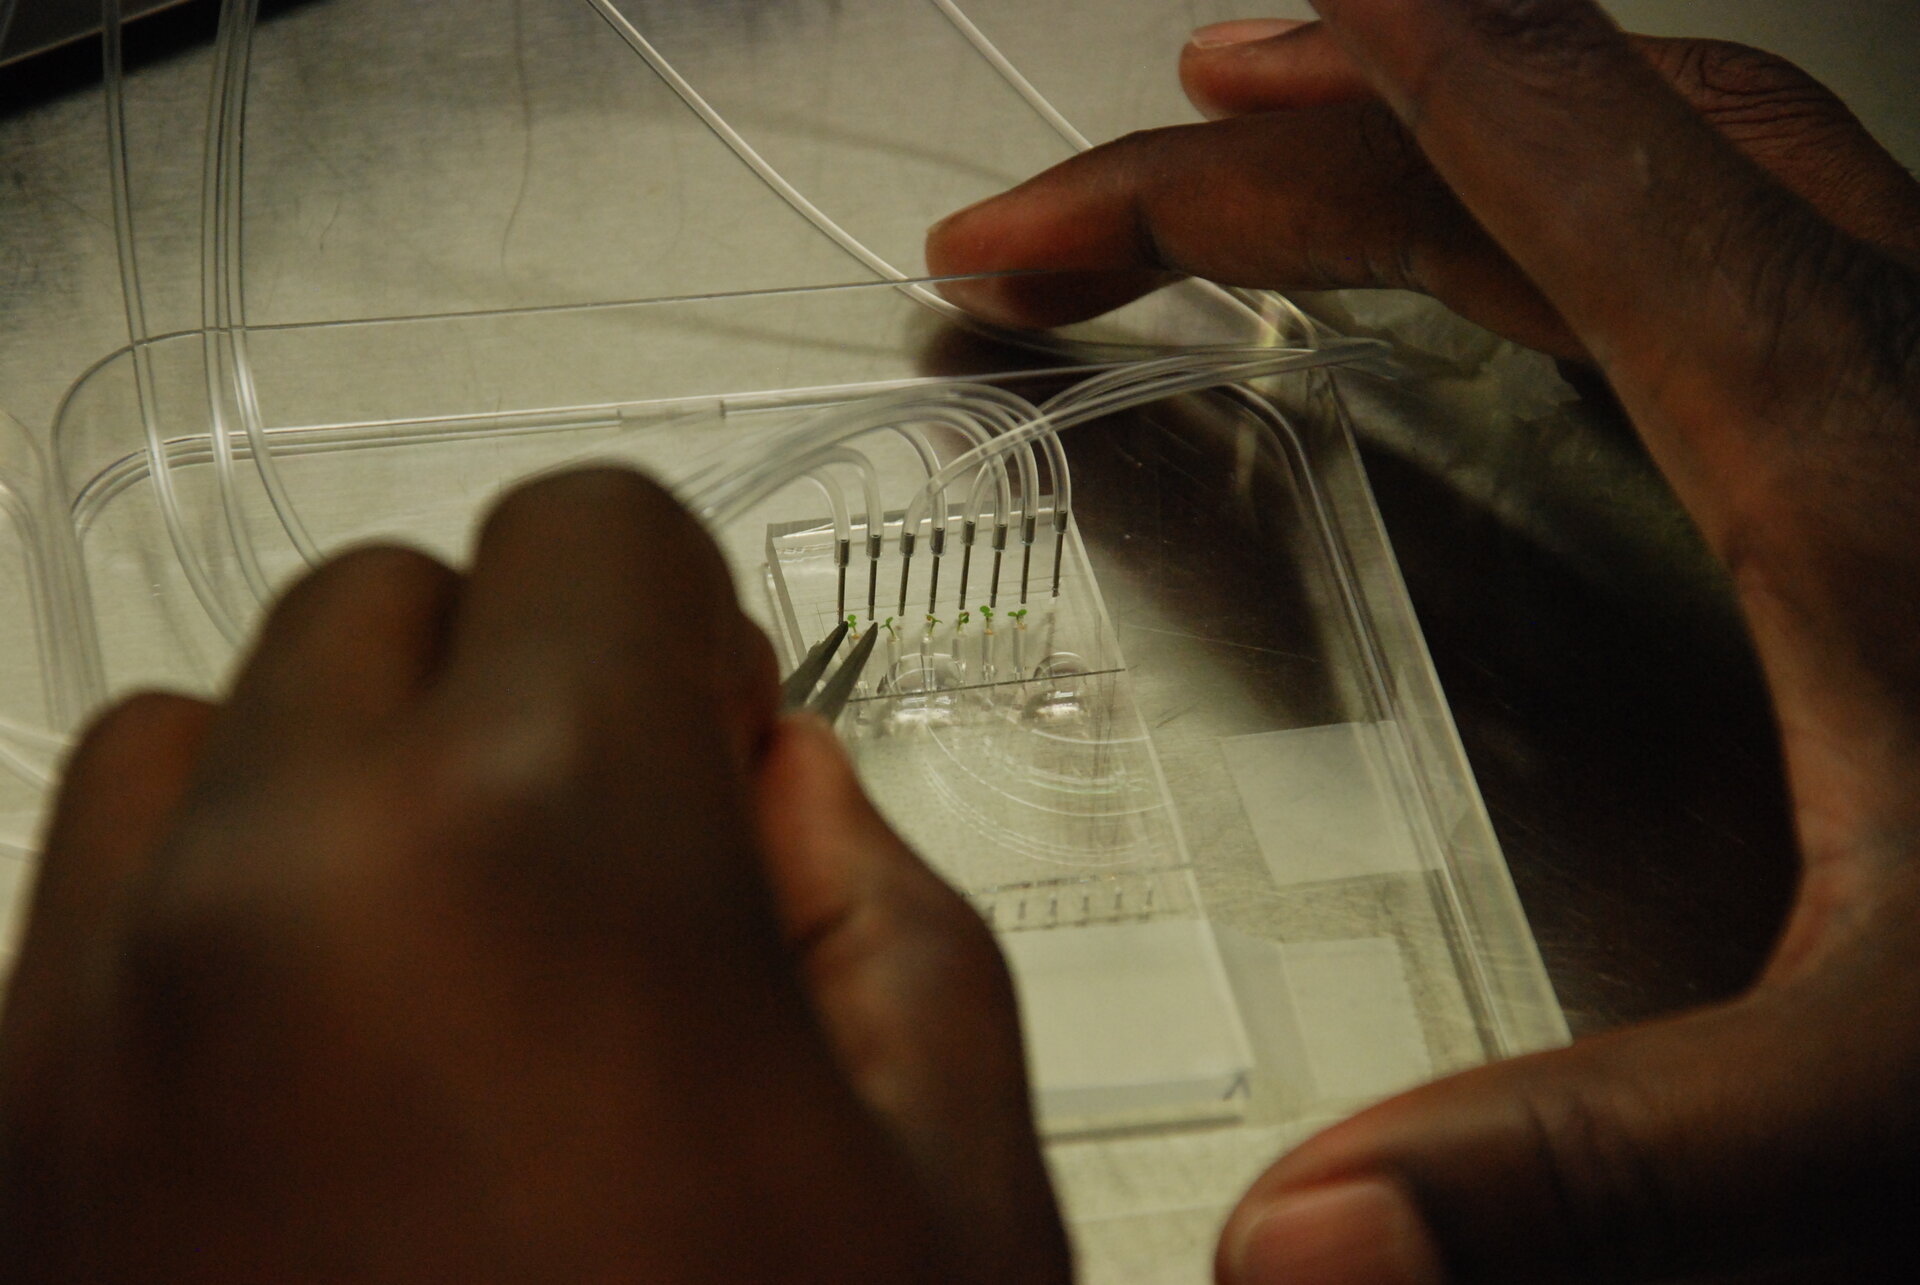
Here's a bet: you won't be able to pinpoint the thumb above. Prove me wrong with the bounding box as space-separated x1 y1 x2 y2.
754 714 1070 1285
1217 964 1920 1284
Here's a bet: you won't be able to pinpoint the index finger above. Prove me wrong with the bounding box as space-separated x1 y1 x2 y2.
925 104 1560 343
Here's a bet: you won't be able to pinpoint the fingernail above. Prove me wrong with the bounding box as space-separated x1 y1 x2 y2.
1225 1179 1447 1285
1189 17 1308 49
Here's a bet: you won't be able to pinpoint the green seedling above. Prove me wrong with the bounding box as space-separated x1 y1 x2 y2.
1009 607 1029 627
956 610 971 630
978 604 995 630
845 613 859 635
881 616 898 640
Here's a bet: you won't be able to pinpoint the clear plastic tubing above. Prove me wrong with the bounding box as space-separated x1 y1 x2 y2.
888 425 943 617
895 389 1041 614
798 449 879 618
203 0 327 577
803 469 854 552
102 0 247 646
956 386 1075 603
694 387 1027 531
0 713 61 788
200 0 275 604
815 448 885 620
895 344 1387 541
898 386 1043 530
688 397 1045 580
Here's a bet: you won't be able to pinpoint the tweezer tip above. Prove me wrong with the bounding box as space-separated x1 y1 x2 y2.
780 618 851 710
811 625 879 725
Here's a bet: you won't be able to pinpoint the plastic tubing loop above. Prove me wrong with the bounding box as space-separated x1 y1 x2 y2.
954 387 1048 517
201 0 319 604
695 387 1036 540
802 470 852 551
200 0 276 605
898 395 1036 553
694 344 1386 536
811 448 885 559
693 386 1031 528
206 0 327 584
103 0 248 646
896 387 1042 544
888 425 946 550
896 343 1386 535
949 408 1015 532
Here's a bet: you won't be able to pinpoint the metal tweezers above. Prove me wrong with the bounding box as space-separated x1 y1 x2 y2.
780 620 878 723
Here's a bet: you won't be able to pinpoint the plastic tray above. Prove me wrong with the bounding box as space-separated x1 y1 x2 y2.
0 2 1564 1280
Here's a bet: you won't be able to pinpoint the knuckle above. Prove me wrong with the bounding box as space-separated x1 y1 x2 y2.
1113 130 1167 270
430 700 603 825
66 690 214 779
1351 101 1421 176
271 543 450 626
490 465 686 541
78 690 209 750
320 542 452 592
483 465 729 600
1804 249 1920 429
1514 1077 1682 1273
1103 127 1184 271
1730 213 1920 400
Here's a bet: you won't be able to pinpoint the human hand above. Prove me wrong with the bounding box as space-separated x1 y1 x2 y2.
935 4 1920 1283
927 12 1920 361
0 469 1068 1284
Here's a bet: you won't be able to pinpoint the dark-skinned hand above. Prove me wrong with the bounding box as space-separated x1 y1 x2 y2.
930 4 1920 1284
0 470 1069 1284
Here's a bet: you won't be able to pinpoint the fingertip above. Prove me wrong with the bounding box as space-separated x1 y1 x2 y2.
927 199 1048 327
926 195 1003 280
927 179 1174 328
56 690 217 825
928 273 1044 331
1221 1177 1447 1285
1180 20 1369 119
